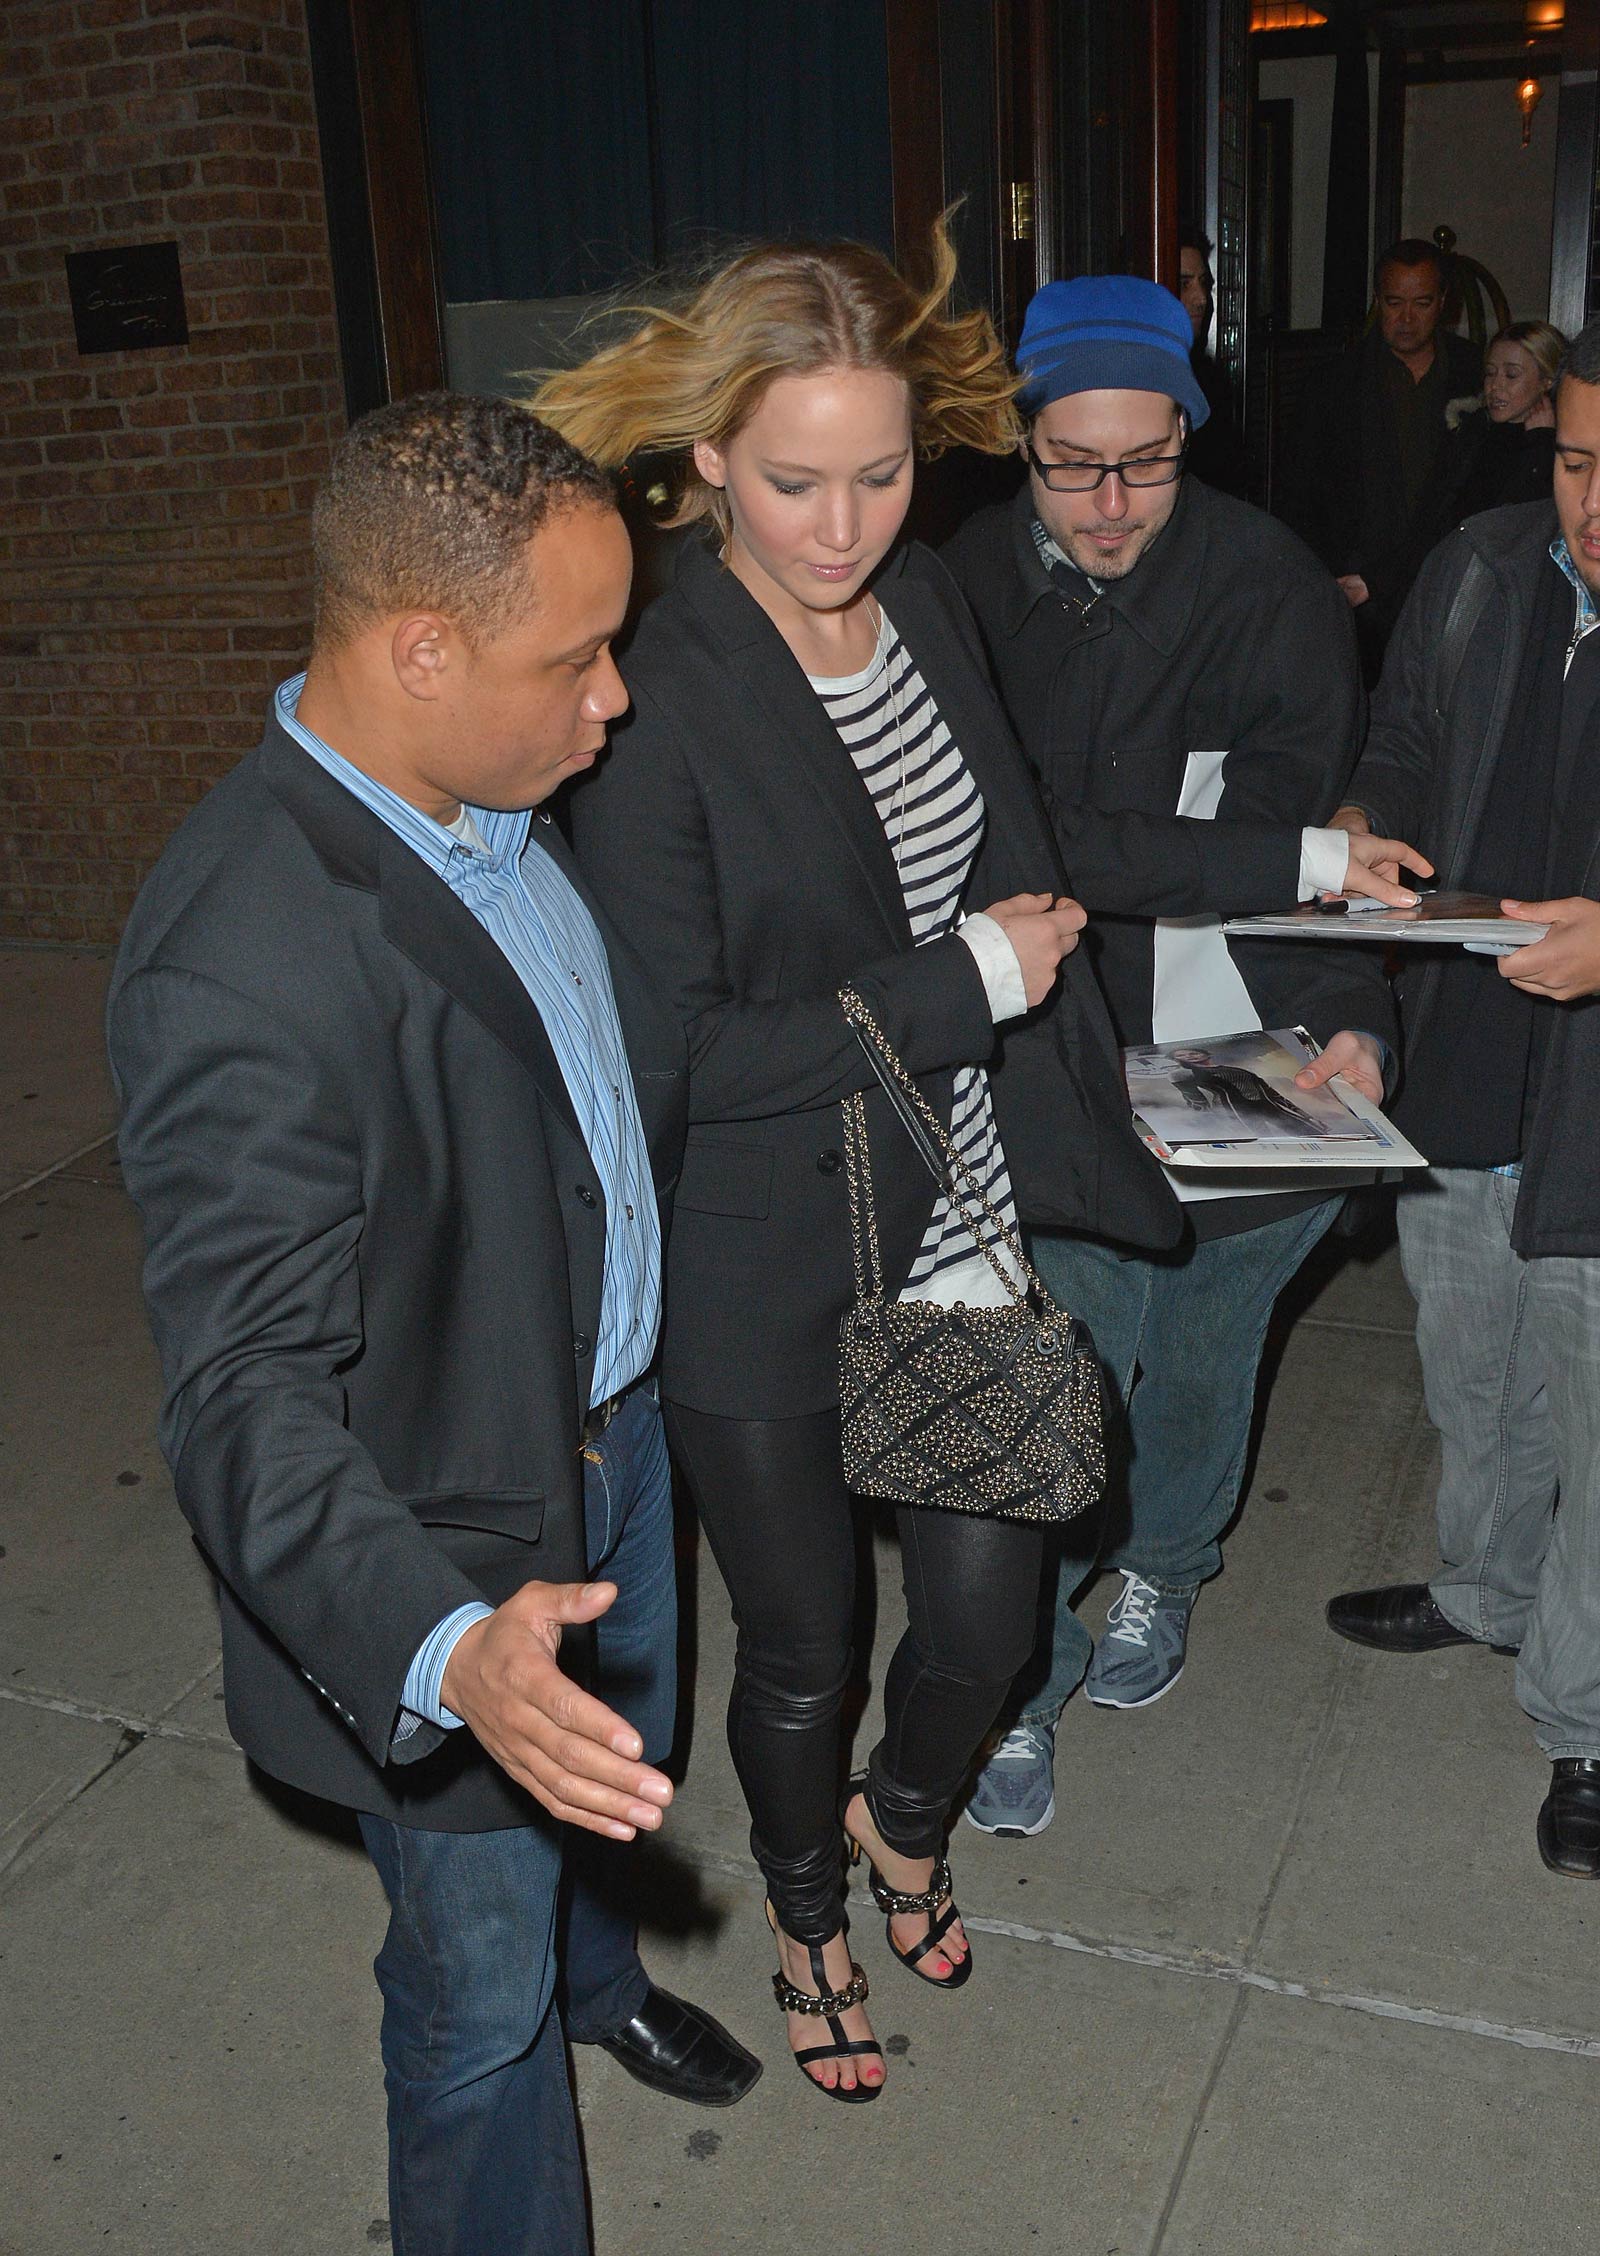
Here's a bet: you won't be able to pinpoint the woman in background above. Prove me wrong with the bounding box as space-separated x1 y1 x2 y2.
1444 319 1565 522
534 225 1176 2101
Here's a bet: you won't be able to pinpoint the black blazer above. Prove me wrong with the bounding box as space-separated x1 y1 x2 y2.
108 714 687 1830
568 537 1178 1419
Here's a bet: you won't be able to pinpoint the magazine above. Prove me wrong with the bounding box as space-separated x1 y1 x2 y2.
1123 1027 1427 1174
1222 891 1548 954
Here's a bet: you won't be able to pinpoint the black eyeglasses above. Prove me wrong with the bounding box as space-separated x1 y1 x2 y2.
1026 445 1188 493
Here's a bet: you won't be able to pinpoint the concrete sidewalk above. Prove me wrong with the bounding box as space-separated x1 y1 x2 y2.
2 942 1594 2256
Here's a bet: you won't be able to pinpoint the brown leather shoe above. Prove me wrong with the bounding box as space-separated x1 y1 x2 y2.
1537 1759 1600 1878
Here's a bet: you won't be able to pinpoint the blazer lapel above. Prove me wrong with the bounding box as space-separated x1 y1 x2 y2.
676 542 912 943
878 562 1049 871
260 724 585 1142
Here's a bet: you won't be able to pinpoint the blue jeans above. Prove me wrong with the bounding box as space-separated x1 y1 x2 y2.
358 1382 676 2256
1016 1201 1340 1728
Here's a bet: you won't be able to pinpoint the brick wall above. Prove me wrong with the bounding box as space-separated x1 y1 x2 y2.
0 0 346 944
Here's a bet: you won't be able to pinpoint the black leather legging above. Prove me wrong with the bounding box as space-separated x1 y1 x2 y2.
666 1402 1044 1945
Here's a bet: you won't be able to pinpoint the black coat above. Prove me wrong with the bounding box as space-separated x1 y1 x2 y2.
941 480 1395 1056
1344 501 1600 1258
108 715 688 1828
567 536 1180 1419
1280 327 1484 638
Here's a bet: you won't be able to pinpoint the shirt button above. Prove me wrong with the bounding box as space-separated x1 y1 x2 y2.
816 1149 843 1175
573 1334 592 1357
576 1184 597 1207
625 1204 635 1220
571 972 583 987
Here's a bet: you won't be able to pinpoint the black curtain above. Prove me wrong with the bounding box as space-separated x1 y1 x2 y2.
418 0 894 304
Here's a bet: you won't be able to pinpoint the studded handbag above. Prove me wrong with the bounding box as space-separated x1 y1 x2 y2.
836 986 1106 1526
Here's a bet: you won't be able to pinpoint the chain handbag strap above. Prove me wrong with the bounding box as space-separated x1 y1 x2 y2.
838 986 1056 1315
840 1086 885 1302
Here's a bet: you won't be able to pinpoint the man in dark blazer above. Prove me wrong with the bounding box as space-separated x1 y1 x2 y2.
108 394 756 2256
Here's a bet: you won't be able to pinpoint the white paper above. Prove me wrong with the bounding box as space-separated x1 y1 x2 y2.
1147 750 1288 1204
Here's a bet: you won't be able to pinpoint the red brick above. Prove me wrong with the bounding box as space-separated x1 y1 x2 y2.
7 0 344 941
7 178 68 211
83 60 155 99
116 19 187 59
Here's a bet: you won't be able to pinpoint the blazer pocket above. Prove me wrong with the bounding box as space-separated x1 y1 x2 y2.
674 1138 774 1220
410 1490 548 1606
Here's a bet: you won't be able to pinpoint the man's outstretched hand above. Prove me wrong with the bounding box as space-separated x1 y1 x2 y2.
1330 807 1435 906
440 1578 674 1840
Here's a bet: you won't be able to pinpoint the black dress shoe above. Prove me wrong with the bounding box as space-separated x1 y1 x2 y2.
1538 1759 1600 1877
594 1984 762 2107
1325 1582 1479 1653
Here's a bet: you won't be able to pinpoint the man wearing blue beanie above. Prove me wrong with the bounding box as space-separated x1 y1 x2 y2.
944 275 1400 1837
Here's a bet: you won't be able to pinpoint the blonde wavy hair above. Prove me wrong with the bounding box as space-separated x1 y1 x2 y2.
529 214 1020 536
1490 319 1566 391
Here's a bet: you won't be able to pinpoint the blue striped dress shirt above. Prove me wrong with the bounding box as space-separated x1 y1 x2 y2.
275 676 662 1733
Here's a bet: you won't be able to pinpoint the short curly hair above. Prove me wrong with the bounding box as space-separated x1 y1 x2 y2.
311 391 614 650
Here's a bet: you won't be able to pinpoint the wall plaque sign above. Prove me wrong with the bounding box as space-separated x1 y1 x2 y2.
65 241 189 355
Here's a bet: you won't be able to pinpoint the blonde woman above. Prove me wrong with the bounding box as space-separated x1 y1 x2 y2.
535 227 1179 2099
1442 319 1567 524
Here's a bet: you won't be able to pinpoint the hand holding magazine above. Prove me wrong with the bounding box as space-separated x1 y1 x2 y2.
1124 1028 1426 1173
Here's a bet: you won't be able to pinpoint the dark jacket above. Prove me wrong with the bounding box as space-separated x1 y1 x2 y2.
108 716 688 1828
1343 501 1600 1258
941 478 1395 1056
1441 411 1555 523
1281 326 1484 638
567 536 1180 1419
1379 414 1556 614
1187 352 1250 498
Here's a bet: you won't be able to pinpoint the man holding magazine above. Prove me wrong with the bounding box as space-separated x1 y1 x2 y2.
1325 319 1600 1880
943 275 1400 1834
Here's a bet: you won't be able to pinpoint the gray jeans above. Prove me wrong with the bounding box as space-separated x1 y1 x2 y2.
1399 1167 1600 1758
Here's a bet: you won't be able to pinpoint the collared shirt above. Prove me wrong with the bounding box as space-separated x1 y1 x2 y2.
1551 536 1600 673
275 675 662 1732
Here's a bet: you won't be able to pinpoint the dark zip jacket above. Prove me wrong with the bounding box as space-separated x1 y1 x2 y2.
1343 500 1600 1259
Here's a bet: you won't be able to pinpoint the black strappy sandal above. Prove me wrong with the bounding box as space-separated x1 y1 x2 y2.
765 1904 884 2103
845 1777 974 1991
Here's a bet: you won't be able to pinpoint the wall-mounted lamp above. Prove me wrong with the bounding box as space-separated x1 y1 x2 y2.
1249 3 1328 27
1517 75 1544 147
1524 2 1564 29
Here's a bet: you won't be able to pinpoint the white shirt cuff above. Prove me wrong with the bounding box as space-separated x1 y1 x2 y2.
1298 827 1351 901
958 911 1028 1022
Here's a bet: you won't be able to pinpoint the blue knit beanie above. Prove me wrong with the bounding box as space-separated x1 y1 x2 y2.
1016 276 1210 428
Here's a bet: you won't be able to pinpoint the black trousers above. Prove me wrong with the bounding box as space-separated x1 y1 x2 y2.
666 1401 1043 1944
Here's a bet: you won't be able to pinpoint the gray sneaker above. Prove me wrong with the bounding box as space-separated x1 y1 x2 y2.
1085 1572 1195 1709
963 1721 1056 1837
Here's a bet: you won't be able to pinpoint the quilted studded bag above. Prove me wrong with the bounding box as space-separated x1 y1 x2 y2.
836 986 1106 1526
